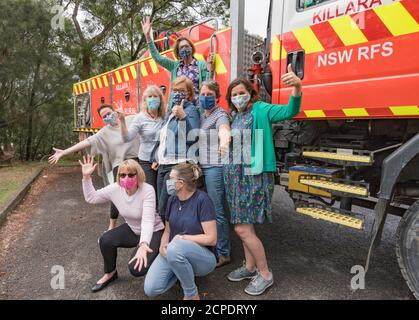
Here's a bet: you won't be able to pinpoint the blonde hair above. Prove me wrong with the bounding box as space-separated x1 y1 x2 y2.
172 76 195 102
117 159 146 186
172 163 202 192
141 85 166 118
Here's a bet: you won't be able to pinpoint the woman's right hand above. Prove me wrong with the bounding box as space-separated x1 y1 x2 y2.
48 148 64 165
141 16 152 41
79 155 98 179
159 243 168 257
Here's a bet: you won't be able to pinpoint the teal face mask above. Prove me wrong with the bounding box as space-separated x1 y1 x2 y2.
146 97 161 111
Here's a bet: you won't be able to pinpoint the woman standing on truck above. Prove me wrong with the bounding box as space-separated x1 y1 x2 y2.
141 16 215 110
224 65 302 295
117 85 166 199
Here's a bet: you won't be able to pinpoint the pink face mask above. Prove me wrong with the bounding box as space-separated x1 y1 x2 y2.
119 177 138 190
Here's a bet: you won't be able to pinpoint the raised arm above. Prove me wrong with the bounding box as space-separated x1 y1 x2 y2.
116 106 141 142
80 155 112 204
268 64 303 123
142 16 177 72
48 139 91 165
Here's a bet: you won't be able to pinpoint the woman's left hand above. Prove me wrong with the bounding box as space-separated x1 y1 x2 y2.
281 64 302 88
129 244 153 272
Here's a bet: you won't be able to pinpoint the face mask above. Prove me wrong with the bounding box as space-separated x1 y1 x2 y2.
119 177 138 190
166 179 177 196
146 97 161 111
179 47 193 60
103 112 118 126
172 91 187 106
199 95 216 111
231 94 251 112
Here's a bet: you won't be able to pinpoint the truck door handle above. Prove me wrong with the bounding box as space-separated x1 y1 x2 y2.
286 50 305 80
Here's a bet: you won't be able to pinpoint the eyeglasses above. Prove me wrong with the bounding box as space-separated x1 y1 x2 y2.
119 173 137 178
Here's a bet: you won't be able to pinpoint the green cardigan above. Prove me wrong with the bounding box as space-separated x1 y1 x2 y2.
250 95 302 175
148 41 209 111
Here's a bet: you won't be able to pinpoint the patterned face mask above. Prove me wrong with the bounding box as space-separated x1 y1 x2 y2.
172 90 187 106
231 94 251 112
179 47 193 60
103 112 118 126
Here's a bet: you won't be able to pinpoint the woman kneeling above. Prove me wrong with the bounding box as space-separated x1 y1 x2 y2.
144 163 217 300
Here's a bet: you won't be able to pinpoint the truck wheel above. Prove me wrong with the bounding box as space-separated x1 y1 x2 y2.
396 200 419 299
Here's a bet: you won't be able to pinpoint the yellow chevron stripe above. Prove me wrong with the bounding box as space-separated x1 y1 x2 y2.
329 15 368 46
140 62 149 77
194 53 205 61
305 110 326 118
92 79 97 90
374 2 419 37
96 77 103 89
102 75 109 87
73 85 78 95
293 27 325 54
115 70 122 84
272 36 281 61
130 65 138 79
122 68 130 82
390 106 419 116
148 60 159 74
342 108 369 117
215 54 228 75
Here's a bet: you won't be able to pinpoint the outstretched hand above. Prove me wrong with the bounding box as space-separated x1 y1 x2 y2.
79 155 98 178
48 147 64 165
141 16 152 41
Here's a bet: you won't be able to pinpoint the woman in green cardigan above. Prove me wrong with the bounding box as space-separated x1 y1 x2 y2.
141 17 214 111
224 64 302 296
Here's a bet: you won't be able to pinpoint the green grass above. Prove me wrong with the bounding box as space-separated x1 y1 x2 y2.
0 162 46 208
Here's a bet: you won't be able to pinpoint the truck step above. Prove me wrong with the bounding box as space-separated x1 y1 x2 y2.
296 202 364 230
298 175 369 197
302 147 373 166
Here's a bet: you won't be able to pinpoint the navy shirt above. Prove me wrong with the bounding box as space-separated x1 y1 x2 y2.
166 191 216 251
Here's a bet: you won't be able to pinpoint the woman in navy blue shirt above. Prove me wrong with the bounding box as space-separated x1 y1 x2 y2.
144 163 217 300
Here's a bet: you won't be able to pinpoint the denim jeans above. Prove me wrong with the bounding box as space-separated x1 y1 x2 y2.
144 239 216 299
202 166 230 257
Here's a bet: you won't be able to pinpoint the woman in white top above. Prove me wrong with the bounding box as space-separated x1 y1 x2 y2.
80 156 165 293
117 85 166 199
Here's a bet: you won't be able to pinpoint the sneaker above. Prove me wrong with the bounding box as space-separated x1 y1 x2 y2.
244 272 274 296
227 265 257 282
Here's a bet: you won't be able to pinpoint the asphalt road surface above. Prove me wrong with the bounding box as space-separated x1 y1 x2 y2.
0 166 415 300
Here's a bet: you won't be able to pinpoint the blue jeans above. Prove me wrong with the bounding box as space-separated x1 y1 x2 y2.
144 239 216 299
202 167 230 257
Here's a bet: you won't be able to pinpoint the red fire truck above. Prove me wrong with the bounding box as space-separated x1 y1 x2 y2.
72 0 419 298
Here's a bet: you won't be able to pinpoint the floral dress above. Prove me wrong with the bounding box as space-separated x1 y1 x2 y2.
176 59 200 105
224 110 275 225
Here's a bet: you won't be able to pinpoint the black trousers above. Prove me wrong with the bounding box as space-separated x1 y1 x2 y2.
110 158 140 220
156 164 176 221
138 159 158 202
99 223 163 276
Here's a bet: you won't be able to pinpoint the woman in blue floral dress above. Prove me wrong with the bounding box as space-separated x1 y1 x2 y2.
224 65 302 295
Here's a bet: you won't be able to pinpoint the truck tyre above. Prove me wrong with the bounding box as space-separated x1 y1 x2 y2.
396 200 419 299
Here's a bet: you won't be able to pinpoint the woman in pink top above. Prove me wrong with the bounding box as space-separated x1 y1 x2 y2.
80 156 165 293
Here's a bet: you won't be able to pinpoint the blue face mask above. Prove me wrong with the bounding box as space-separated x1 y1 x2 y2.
146 97 161 111
171 91 187 106
103 112 118 126
179 47 193 60
199 95 216 111
166 179 177 196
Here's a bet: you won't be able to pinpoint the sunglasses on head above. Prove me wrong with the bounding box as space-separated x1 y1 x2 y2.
119 173 137 178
